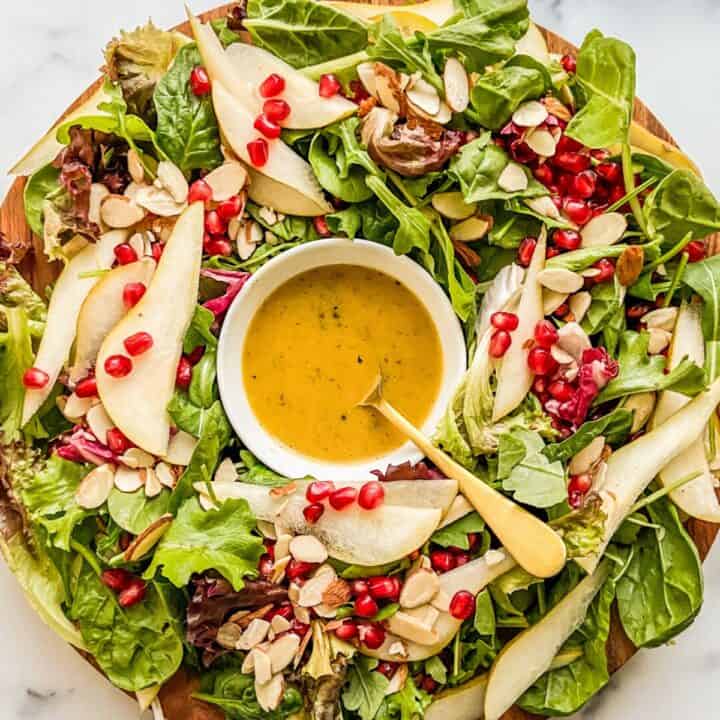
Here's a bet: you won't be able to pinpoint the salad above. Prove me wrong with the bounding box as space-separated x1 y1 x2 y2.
2 1 720 719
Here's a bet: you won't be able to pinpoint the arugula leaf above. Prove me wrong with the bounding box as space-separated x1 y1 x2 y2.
376 675 432 720
424 656 448 685
309 133 374 202
474 588 497 636
24 164 61 237
167 392 210 437
431 512 485 550
184 305 218 355
497 427 544 479
545 244 630 272
146 497 264 590
343 656 390 720
154 43 223 175
107 487 171 534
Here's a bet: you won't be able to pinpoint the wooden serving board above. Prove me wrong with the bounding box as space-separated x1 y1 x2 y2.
1 3 718 719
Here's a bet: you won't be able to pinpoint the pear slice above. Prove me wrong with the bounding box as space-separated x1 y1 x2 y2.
70 258 156 383
515 23 551 65
96 204 204 456
225 43 356 129
327 0 452 27
649 302 720 522
484 562 611 720
245 165 333 217
493 230 546 421
21 230 128 425
577 376 720 574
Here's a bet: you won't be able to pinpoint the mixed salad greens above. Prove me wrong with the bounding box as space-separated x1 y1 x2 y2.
3 0 720 718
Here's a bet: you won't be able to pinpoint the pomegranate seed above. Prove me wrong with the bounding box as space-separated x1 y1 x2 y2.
101 568 133 592
188 178 213 204
563 198 593 226
489 330 512 358
591 149 611 162
123 282 146 309
247 138 269 167
359 623 385 650
354 592 379 618
553 229 581 251
176 356 193 389
114 243 138 265
151 242 164 262
259 73 285 98
686 240 706 263
517 237 537 267
334 620 358 640
377 662 397 679
554 303 570 318
569 473 592 495
534 164 554 186
23 367 49 389
259 554 274 577
303 503 325 524
107 427 132 454
454 552 471 566
56 444 84 462
265 603 294 622
351 580 369 596
189 66 211 96
421 676 438 694
123 331 153 357
556 135 584 155
290 619 310 637
592 258 616 284
187 346 205 365
608 184 626 206
204 237 233 257
596 162 622 184
561 54 577 73
313 216 331 237
264 98 291 122
546 246 560 260
554 151 590 175
571 170 597 199
548 380 574 402
254 113 282 139
318 73 341 98
449 590 476 620
217 195 243 220
205 210 227 235
75 376 98 398
118 578 147 607
430 550 456 573
532 376 547 395
264 540 276 560
367 576 401 602
627 304 651 320
287 560 316 581
534 320 559 348
104 354 132 378
306 481 336 503
528 347 558 376
491 311 519 331
349 79 370 103
358 481 385 510
329 487 357 510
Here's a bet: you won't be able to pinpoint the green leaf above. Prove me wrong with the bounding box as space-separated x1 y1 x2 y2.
167 392 209 437
376 675 432 720
497 427 544 479
146 497 264 590
581 277 625 336
545 244 630 273
189 349 218 409
0 306 35 441
309 133 374 202
153 43 223 174
424 656 448 685
473 588 496 636
431 512 485 549
343 656 390 720
107 488 171 534
183 305 217 354
23 164 61 237
237 450 299 487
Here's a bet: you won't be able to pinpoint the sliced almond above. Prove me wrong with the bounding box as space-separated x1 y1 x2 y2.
442 58 469 113
76 463 115 509
556 322 592 361
525 128 557 157
124 182 145 203
550 345 576 365
617 246 644 287
526 196 560 220
374 63 403 114
123 514 173 562
120 447 156 469
204 161 248 202
86 403 114 444
357 62 379 99
214 457 238 483
267 633 301 673
581 268 602 279
127 149 145 185
238 618 271 650
198 493 218 511
542 289 568 316
388 608 440 646
406 75 441 116
144 467 163 498
101 195 146 229
431 192 477 221
270 615 292 635
114 466 145 492
253 648 273 685
648 327 672 355
569 436 606 476
497 163 528 193
512 100 549 128
156 161 189 203
399 568 440 609
643 307 678 332
62 392 95 421
450 215 491 243
293 604 311 624
89 183 110 226
164 430 198 466
234 219 263 260
543 96 572 122
217 622 243 649
275 534 292 562
257 520 277 539
580 212 627 247
155 461 176 488
289 535 328 564
385 663 409 696
537 268 584 294
255 674 284 713
128 232 146 259
298 570 336 608
134 186 186 217
569 291 592 323
271 555 292 585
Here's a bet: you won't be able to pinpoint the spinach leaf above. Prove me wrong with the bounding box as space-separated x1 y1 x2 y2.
328 200 397 243
245 0 369 68
24 164 61 236
189 349 218 409
154 43 223 175
684 254 720 341
616 498 703 647
565 30 636 148
309 133 374 202
183 305 217 354
167 392 210 437
487 205 541 248
545 244 630 272
107 487 171 534
237 450 298 486
430 512 485 550
581 276 625 336
69 564 183 692
343 656 390 720
497 430 531 479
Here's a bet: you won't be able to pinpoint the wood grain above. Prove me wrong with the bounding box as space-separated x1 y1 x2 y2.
1 3 718 719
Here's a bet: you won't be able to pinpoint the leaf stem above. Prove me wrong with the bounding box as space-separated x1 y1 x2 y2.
662 251 689 307
629 471 702 515
606 176 656 214
71 539 103 577
642 231 694 275
621 143 648 236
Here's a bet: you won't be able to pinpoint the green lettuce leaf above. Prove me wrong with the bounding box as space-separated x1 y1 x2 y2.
431 512 485 550
107 487 171 534
0 306 35 441
24 164 62 237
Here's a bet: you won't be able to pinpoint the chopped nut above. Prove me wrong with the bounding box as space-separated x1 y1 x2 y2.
399 569 440 609
144 467 163 498
513 100 548 128
643 307 678 332
298 570 336 607
270 615 292 634
76 464 115 509
321 578 352 609
155 462 176 489
525 128 557 157
290 535 328 564
120 447 156 469
217 622 243 649
255 674 284 712
237 618 271 650
231 604 274 628
156 161 189 203
253 648 273 685
497 163 528 193
267 634 301 673
271 555 292 584
648 327 672 355
205 161 248 202
127 149 145 184
101 195 146 228
537 268 584 294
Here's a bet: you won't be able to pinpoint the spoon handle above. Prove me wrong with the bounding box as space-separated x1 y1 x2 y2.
375 397 567 579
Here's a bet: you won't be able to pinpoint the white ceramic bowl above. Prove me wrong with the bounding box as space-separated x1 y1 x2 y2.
217 238 467 481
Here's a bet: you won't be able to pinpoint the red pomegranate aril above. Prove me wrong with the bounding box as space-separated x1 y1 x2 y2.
571 170 597 199
287 560 316 581
627 304 651 320
122 281 146 309
608 184 626 205
259 554 274 577
454 553 471 566
303 503 325 524
205 210 227 235
187 346 205 365
556 135 584 154
104 354 132 378
247 137 269 167
532 376 547 395
329 486 357 510
491 311 519 331
106 427 132 454
449 590 476 620
528 347 558 376
592 258 616 284
554 303 570 318
367 576 401 602
189 66 211 96
151 242 164 262
534 320 559 348
563 198 593 226
114 243 138 265
358 481 385 510
263 98 291 122
188 178 213 204
534 164 554 186
22 367 49 389
554 151 590 174
259 73 285 98
119 578 147 608
101 568 133 592
546 247 560 260
686 240 706 263
123 331 153 357
204 237 233 257
75 375 98 398
354 592 379 618
596 162 622 184
377 662 397 679
561 54 577 73
306 480 336 503
254 113 282 139
489 330 512 358
318 73 341 98
569 473 592 495
553 229 581 251
265 603 294 622
350 79 371 103
359 624 386 650
176 356 193 389
548 380 574 402
290 619 310 637
421 676 438 694
313 215 331 237
430 550 457 573
217 195 243 220
351 580 369 597
517 237 537 267
334 620 358 640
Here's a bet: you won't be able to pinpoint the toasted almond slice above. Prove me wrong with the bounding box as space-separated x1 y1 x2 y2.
648 327 672 354
101 195 146 228
238 618 271 650
399 568 440 609
525 128 557 157
157 161 189 203
544 96 572 122
241 647 257 674
89 183 110 226
550 345 576 365
385 663 409 696
76 463 115 509
406 76 441 116
357 62 379 99
199 493 218 511
388 609 440 646
127 150 145 185
294 605 311 624
512 100 549 128
114 466 145 492
443 57 469 113
643 307 678 332
217 622 243 649
155 461 176 488
120 447 156 469
253 649 273 685
256 674 284 713
257 520 277 539
128 232 146 259
123 514 173 562
214 457 238 483
298 570 337 607
409 98 452 124
322 577 352 608
62 392 95 421
164 430 198 466
526 196 560 220
144 467 163 497
271 555 292 585
581 267 602 279
86 403 114 444
204 161 248 202
270 615 292 634
450 215 491 243
134 186 186 217
289 535 328 564
617 246 644 287
580 212 627 247
556 322 592 361
267 633 301 674
497 163 528 193
431 192 477 221
374 63 403 114
275 533 292 562
542 289 568 316
569 291 592 323
537 268 584 294
569 436 606 476
124 182 145 203
234 219 263 260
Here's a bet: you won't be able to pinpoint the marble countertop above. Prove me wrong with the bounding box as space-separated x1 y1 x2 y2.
1 1 719 719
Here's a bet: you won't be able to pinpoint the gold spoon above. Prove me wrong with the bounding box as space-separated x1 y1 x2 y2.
359 375 567 579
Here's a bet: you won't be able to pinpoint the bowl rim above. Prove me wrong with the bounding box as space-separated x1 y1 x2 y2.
217 237 467 481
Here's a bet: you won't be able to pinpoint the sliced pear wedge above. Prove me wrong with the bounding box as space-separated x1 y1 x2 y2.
515 23 551 65
96 204 204 456
21 230 128 425
327 0 452 27
484 561 610 720
70 258 156 383
577 376 720 574
649 303 720 522
244 165 333 217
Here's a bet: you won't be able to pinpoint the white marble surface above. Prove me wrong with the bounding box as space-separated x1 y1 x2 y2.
1 2 720 719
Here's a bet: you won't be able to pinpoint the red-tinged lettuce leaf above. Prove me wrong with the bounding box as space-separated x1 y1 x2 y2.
201 268 251 321
370 460 444 482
